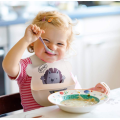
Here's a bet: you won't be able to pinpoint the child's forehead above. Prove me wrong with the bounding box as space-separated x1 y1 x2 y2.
41 24 70 41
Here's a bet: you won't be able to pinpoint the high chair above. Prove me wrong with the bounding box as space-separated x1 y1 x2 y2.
0 93 23 116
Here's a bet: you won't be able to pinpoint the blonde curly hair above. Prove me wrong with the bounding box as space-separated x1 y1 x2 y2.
27 11 76 53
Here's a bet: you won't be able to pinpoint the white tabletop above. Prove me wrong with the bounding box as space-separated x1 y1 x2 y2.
4 88 120 118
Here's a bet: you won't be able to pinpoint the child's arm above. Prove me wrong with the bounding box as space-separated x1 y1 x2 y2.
2 24 45 78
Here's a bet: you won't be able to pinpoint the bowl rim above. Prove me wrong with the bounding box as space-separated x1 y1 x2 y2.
48 89 109 108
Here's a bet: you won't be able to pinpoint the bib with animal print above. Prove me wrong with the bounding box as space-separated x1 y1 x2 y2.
26 54 75 106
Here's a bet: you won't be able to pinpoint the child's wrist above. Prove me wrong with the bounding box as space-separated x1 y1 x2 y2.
22 36 31 45
21 37 31 46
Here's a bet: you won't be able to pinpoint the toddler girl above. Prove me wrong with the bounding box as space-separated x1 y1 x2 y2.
2 11 110 112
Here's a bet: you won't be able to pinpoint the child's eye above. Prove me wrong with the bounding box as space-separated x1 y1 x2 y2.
43 39 49 42
57 43 63 46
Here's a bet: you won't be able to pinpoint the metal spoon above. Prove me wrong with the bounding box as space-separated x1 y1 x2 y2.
39 37 55 55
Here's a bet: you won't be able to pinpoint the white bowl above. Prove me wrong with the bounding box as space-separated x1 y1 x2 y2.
48 89 109 113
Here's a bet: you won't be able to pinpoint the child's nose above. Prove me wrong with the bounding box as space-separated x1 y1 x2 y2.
48 44 57 51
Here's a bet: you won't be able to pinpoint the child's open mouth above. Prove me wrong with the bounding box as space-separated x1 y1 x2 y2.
45 51 56 56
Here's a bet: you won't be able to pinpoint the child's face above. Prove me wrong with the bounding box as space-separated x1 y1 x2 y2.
33 24 69 63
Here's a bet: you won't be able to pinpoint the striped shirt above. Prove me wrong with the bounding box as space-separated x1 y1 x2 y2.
9 57 43 112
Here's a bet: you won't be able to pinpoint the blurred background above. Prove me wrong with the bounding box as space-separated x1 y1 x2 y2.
0 1 120 97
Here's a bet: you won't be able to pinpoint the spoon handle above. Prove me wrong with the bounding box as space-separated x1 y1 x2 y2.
39 37 48 50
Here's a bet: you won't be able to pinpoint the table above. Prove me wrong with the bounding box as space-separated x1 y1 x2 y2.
3 88 120 118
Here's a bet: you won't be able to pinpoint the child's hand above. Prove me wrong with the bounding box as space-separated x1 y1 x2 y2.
94 82 110 95
24 24 45 44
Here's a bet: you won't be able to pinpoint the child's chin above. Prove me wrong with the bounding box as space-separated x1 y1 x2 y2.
46 60 56 63
41 59 56 63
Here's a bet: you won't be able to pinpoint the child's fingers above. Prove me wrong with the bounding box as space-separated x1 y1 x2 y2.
33 25 37 33
36 29 44 35
31 24 35 30
95 82 110 95
38 27 40 32
34 25 37 31
36 26 41 33
42 30 45 33
100 82 110 95
37 31 42 37
97 84 106 93
34 28 45 35
31 26 36 34
29 24 45 37
31 25 42 33
30 24 37 33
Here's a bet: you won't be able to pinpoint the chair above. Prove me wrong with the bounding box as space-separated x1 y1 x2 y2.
0 93 23 115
